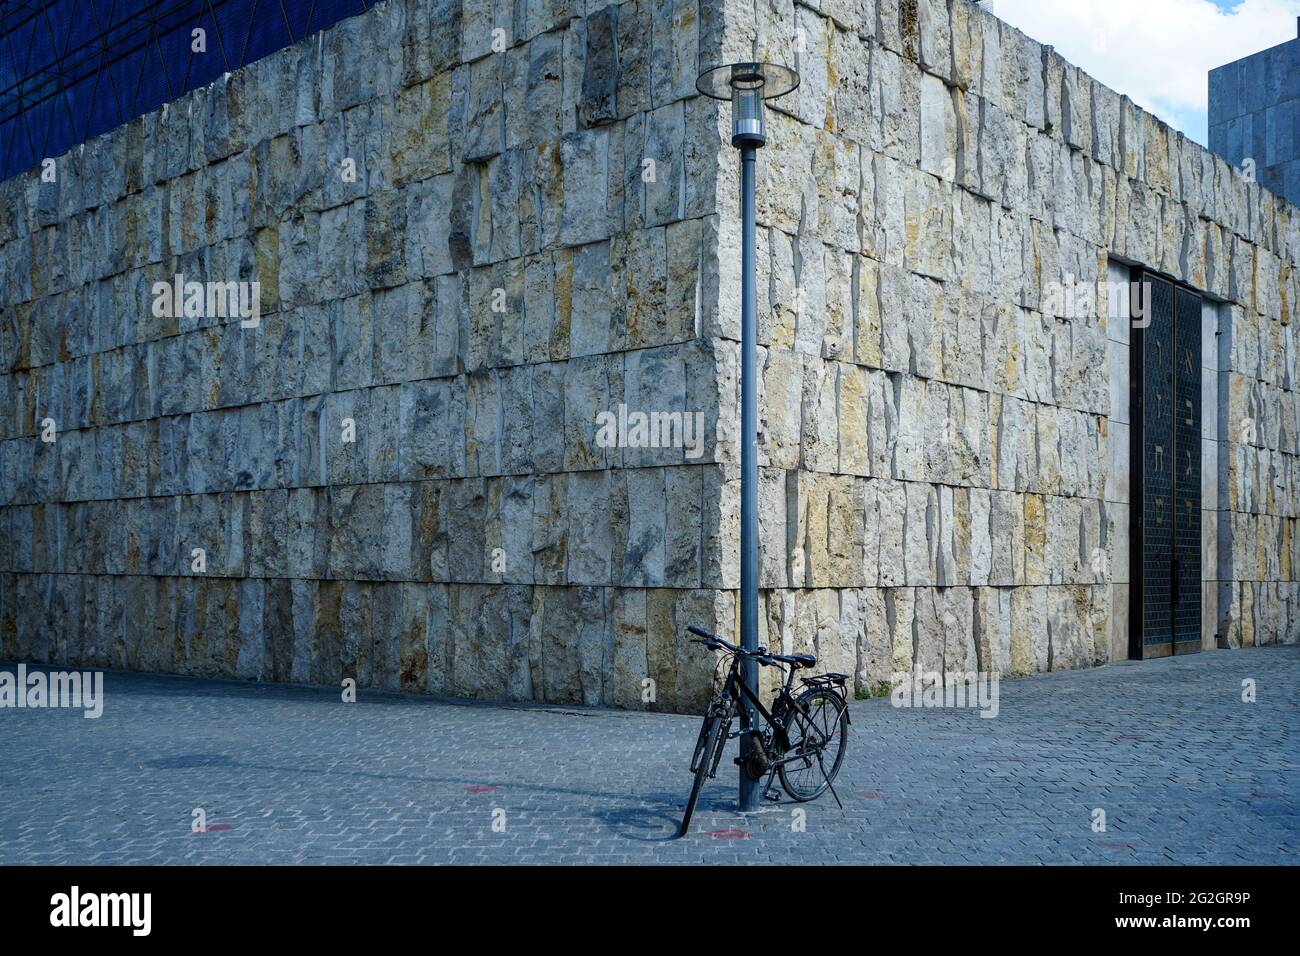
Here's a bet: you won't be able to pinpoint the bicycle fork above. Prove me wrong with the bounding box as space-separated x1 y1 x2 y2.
761 765 781 803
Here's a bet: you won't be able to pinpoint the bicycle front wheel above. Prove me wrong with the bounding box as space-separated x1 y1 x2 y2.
680 713 724 836
779 688 848 802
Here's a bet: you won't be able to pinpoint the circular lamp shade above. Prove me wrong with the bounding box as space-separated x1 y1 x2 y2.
697 62 799 147
695 61 800 101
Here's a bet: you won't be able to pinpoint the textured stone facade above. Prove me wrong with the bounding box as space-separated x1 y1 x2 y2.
706 0 1300 691
2 0 1298 713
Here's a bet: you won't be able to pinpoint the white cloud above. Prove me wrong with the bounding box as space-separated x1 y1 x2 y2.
985 0 1300 143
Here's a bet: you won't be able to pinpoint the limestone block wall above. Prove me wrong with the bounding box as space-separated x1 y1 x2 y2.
2 0 1298 713
703 0 1300 691
0 0 742 713
1216 294 1300 647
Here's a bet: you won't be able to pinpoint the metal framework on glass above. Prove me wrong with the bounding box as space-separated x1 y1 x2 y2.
0 0 369 181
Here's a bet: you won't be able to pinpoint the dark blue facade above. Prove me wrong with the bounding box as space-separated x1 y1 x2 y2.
1208 18 1300 209
0 0 370 181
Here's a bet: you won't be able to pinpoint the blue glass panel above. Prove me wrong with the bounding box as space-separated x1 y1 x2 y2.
1 0 370 180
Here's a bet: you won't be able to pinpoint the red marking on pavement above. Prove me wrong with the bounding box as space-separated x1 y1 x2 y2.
196 823 235 833
1251 791 1283 798
709 828 750 840
465 785 497 794
861 791 884 799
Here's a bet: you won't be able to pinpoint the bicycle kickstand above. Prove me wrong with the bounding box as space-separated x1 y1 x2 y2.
817 752 844 811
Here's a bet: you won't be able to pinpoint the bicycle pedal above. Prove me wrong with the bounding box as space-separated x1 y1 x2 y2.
763 789 782 802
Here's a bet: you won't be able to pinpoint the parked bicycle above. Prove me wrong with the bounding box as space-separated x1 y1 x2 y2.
679 625 850 836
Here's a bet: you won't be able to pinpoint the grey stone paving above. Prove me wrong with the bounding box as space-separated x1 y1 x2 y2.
1 645 1297 865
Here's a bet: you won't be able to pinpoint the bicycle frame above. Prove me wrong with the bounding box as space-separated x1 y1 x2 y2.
715 652 825 766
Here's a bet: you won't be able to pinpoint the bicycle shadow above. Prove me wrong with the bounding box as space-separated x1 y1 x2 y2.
594 802 683 842
595 792 740 842
141 753 724 843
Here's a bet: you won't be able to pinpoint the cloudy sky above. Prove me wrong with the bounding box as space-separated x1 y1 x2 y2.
987 0 1300 144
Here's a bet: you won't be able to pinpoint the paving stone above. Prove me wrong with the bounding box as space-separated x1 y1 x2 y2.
0 646 1294 864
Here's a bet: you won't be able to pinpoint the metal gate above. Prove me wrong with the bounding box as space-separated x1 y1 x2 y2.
1129 270 1202 658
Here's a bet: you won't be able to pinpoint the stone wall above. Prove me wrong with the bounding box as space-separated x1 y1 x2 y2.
0 0 739 713
704 0 1300 689
2 0 1298 713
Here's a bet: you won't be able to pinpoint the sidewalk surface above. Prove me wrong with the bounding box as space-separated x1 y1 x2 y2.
2 646 1297 864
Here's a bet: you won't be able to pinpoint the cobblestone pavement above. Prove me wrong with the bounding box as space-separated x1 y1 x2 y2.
2 645 1297 865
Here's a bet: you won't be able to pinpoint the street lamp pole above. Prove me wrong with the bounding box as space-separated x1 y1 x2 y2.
737 137 761 813
696 61 799 814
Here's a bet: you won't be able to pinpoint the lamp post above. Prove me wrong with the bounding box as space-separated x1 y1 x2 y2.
696 61 799 813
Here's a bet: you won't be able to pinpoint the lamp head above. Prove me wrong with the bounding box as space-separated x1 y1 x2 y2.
696 62 800 148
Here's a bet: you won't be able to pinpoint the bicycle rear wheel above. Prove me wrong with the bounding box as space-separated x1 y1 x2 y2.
778 687 848 802
680 712 725 836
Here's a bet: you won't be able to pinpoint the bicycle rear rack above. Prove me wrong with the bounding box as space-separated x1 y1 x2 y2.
800 672 849 687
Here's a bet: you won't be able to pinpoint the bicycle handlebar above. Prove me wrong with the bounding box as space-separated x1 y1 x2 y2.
687 626 780 666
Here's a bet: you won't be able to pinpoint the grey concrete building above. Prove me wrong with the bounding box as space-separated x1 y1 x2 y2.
2 0 1298 713
1209 17 1300 208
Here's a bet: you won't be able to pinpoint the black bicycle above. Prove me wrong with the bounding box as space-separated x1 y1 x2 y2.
679 625 850 836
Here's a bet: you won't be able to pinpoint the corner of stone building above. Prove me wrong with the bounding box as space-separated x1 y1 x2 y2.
6 0 1299 719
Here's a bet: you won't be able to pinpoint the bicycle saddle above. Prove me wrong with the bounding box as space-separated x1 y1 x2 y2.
770 652 816 668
